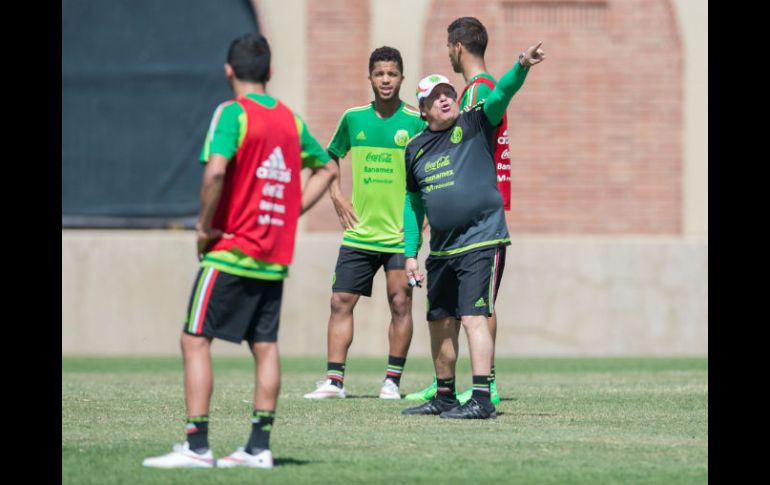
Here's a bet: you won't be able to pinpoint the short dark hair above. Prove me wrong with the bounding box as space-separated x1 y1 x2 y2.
447 17 488 57
369 46 403 74
227 33 271 83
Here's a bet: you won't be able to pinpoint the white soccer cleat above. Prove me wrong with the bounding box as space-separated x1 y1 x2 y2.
142 442 214 469
379 378 401 400
304 379 346 399
216 447 273 469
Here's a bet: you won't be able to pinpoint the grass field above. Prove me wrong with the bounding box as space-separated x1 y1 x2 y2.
62 356 707 485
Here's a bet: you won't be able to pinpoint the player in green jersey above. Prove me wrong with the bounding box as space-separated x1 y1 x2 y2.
304 47 426 400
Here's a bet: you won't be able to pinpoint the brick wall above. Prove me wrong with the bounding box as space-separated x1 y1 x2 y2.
305 0 371 232
304 0 682 235
422 0 682 234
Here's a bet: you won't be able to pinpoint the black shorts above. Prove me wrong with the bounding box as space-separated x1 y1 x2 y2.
332 246 405 297
183 266 283 343
425 246 506 321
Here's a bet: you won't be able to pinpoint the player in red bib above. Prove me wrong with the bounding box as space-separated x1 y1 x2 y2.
143 33 336 470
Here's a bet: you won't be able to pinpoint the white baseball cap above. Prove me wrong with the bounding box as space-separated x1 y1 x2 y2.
415 74 455 102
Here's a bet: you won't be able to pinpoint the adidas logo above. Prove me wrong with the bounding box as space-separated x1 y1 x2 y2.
256 146 291 182
356 130 367 141
261 146 287 169
474 297 486 308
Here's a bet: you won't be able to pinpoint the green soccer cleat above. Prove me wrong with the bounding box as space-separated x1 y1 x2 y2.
490 380 500 405
457 387 472 405
404 377 437 401
457 381 501 406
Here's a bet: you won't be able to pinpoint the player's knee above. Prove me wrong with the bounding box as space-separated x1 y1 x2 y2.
252 341 278 356
435 352 457 368
460 316 485 330
388 292 412 319
330 293 355 315
180 333 210 354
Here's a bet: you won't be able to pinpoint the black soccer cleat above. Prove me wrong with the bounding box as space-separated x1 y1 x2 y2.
439 397 497 419
401 397 461 415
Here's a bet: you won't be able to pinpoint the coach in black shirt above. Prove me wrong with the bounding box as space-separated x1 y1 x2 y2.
401 42 545 420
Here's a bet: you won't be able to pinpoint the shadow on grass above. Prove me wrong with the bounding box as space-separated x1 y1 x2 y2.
275 457 311 467
345 395 522 403
512 412 558 417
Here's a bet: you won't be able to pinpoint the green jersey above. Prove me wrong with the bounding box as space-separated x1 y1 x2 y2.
328 101 425 253
459 73 496 109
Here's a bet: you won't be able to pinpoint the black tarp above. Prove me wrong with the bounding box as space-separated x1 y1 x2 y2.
62 0 258 227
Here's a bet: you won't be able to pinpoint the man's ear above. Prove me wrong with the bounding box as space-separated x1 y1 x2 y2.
455 42 467 62
224 63 234 79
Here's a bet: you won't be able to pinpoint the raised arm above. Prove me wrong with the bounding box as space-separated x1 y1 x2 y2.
483 41 546 126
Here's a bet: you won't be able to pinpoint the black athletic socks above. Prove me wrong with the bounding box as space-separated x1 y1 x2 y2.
185 415 209 453
327 362 345 388
385 355 406 385
436 376 456 400
246 410 275 454
471 375 492 402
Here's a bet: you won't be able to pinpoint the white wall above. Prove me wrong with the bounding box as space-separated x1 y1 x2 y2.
63 231 707 356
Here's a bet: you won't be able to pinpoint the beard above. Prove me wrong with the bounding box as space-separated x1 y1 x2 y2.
450 56 462 73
